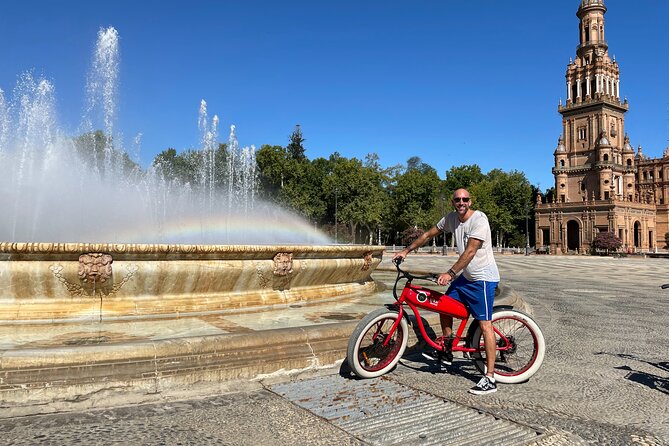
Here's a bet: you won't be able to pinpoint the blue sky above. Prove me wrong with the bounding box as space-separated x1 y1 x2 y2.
1 0 667 190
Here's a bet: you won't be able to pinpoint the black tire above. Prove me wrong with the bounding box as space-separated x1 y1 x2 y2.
470 309 545 384
346 308 409 378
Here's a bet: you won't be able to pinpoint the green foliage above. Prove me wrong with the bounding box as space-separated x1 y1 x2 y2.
74 130 141 177
444 165 485 196
286 125 306 161
394 159 441 231
664 232 669 249
469 169 532 246
144 123 541 247
256 144 290 195
592 231 623 252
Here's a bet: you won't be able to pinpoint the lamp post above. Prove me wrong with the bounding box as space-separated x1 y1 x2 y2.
334 187 338 244
525 203 531 256
441 195 447 256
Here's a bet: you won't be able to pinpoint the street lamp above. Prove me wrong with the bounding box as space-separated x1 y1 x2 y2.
334 187 338 244
525 203 531 256
441 195 447 256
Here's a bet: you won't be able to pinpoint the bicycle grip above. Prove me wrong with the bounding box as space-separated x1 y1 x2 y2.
660 284 669 289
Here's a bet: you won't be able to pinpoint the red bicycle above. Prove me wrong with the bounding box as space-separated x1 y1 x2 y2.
347 259 545 384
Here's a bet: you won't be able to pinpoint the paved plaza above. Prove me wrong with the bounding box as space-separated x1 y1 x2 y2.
1 255 668 445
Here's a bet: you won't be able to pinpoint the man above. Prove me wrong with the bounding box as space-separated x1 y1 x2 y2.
393 188 500 395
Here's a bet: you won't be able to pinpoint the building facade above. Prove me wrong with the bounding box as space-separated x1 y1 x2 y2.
535 0 668 254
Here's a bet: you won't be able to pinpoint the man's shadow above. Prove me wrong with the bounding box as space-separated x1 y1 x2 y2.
595 352 669 395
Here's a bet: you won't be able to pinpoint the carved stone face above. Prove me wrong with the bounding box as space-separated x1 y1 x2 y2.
78 253 113 283
273 252 293 276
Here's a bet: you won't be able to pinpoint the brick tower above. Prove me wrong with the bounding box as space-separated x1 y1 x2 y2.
535 0 658 254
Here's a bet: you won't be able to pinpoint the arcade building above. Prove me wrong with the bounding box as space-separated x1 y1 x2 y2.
535 0 669 254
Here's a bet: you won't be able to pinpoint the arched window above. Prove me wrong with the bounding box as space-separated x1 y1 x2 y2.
559 160 565 167
627 159 632 166
603 154 609 162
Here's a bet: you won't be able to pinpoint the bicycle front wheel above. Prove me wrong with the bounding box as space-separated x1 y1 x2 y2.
346 308 409 379
470 309 545 384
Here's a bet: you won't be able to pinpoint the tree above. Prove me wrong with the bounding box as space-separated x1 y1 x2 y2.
401 226 424 246
255 144 290 197
153 147 201 186
323 155 389 243
444 164 485 195
286 124 306 161
470 169 532 247
592 231 622 253
73 130 141 177
393 160 442 233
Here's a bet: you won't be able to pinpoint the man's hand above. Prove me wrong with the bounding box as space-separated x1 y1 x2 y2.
437 272 454 286
392 249 410 261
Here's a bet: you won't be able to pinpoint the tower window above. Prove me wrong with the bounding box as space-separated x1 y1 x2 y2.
603 154 609 162
627 159 632 166
578 127 587 140
559 160 565 167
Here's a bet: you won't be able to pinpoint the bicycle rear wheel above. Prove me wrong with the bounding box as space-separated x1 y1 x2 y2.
470 309 545 384
346 308 408 379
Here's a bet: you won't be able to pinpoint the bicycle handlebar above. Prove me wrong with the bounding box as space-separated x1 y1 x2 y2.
392 257 439 283
660 284 669 289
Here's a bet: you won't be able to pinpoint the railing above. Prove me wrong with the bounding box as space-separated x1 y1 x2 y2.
576 40 608 51
383 246 534 255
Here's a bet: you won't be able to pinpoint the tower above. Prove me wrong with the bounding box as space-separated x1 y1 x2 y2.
535 0 658 255
556 0 631 204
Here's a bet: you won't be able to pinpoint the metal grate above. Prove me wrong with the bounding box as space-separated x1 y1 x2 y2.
271 375 542 446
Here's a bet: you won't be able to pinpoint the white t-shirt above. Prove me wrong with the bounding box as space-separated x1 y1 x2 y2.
437 210 500 282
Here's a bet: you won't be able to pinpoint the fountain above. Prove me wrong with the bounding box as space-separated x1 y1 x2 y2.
0 27 383 412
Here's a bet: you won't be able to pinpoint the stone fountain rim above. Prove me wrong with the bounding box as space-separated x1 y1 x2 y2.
0 242 385 258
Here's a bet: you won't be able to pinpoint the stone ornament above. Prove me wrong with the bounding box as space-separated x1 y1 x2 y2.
78 253 113 283
361 252 373 271
273 252 293 276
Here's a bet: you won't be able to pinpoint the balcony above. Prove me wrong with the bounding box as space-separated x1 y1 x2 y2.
576 40 608 52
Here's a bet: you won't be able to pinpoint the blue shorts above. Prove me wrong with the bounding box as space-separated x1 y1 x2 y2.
446 275 498 321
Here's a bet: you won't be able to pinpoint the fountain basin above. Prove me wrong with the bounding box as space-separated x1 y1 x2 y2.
0 243 384 322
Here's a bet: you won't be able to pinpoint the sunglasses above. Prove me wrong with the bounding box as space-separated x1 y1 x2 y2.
453 197 470 203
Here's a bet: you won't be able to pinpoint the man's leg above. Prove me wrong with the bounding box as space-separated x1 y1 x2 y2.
440 314 453 338
479 320 496 377
468 319 498 395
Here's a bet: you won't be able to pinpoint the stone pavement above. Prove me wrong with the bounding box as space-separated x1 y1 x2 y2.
1 255 669 445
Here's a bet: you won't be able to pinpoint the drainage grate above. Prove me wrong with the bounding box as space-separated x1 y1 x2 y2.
271 375 542 446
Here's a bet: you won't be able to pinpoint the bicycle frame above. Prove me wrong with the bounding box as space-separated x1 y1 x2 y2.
381 262 513 356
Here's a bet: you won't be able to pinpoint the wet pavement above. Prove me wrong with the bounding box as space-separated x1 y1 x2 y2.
2 255 669 445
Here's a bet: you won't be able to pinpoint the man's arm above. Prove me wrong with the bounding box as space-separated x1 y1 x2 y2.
436 237 482 286
392 226 442 261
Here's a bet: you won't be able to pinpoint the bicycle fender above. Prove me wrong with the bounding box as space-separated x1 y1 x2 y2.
493 304 514 311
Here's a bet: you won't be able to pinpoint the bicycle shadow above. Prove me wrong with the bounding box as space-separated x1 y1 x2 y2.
340 314 481 383
595 352 669 395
